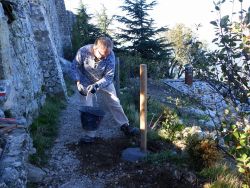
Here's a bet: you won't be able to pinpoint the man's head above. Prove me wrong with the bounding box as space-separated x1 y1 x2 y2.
93 36 113 61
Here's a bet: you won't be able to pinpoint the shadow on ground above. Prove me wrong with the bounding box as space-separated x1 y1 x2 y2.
67 137 199 188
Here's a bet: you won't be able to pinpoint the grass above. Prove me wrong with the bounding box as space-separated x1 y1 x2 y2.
119 77 244 187
145 149 186 166
64 75 75 96
200 163 243 188
28 96 66 166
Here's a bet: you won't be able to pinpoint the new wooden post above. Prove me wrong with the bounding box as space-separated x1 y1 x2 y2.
140 64 147 152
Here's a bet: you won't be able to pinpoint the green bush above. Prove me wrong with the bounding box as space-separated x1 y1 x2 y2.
159 107 184 141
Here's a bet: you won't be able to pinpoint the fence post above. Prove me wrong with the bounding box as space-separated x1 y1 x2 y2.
140 64 147 152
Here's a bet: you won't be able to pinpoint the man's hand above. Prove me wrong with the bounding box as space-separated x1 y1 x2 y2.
87 84 99 94
77 82 87 96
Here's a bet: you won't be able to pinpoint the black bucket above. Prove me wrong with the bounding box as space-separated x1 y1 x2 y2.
79 106 105 131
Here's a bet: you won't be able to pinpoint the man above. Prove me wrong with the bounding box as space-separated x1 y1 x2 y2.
72 36 139 140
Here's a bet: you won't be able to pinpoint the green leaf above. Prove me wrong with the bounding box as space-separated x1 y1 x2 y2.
210 21 218 26
238 167 245 173
233 131 240 139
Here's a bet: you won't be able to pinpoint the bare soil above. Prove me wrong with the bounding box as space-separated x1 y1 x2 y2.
67 137 198 188
38 80 206 187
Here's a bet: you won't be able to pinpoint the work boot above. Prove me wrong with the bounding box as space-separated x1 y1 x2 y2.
120 123 140 137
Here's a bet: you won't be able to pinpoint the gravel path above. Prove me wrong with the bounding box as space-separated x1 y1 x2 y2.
37 80 202 188
40 91 123 188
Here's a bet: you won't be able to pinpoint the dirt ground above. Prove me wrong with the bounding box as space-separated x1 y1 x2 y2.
38 80 206 188
67 137 198 188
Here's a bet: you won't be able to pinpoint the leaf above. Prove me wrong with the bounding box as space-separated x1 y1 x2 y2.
233 131 240 139
236 145 243 149
238 167 245 173
210 21 218 26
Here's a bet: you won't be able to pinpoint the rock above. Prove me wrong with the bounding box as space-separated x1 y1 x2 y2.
0 109 4 118
59 57 73 77
121 147 147 162
27 163 46 183
183 171 196 184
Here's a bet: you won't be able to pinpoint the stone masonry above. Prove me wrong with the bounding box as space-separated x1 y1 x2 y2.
0 0 75 187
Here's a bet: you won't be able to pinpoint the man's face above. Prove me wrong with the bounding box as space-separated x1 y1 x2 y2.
93 45 110 61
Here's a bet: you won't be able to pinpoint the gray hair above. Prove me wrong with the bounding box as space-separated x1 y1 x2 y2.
94 36 113 50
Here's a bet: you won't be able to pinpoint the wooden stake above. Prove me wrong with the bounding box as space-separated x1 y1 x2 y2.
140 64 147 152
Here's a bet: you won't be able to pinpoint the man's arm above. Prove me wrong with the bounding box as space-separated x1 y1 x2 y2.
95 51 116 88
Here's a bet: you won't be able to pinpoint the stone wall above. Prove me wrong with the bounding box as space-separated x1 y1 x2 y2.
0 0 74 186
55 0 73 56
0 0 74 123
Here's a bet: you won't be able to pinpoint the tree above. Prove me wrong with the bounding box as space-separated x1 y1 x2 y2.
71 3 101 55
165 24 207 78
115 0 172 61
165 24 194 65
210 1 250 104
95 4 114 35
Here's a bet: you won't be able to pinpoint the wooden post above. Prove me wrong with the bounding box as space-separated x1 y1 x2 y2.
115 57 120 97
140 64 147 152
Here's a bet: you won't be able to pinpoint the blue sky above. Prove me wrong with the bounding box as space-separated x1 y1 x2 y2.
64 0 250 49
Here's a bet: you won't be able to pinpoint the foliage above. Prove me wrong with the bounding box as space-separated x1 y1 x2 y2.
28 97 66 166
119 82 140 127
95 4 114 35
159 107 184 141
185 134 222 171
147 98 165 127
64 75 75 96
200 163 243 188
117 53 161 88
223 117 250 185
164 24 195 78
165 23 219 79
150 107 184 141
115 0 172 61
71 3 101 55
145 150 184 165
209 0 250 104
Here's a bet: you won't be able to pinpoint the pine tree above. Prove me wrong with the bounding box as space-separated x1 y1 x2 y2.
71 3 101 54
115 0 172 61
95 4 113 35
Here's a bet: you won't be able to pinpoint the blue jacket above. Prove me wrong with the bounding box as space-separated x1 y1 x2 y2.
71 44 116 89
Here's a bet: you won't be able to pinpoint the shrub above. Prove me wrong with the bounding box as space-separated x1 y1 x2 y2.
185 134 222 170
159 107 184 141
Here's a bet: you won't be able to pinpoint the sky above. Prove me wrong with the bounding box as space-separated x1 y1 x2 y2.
64 0 250 49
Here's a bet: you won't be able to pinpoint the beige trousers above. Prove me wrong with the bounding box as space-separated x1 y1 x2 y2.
79 83 128 137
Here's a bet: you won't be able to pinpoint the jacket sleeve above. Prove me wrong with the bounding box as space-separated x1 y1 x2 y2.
95 51 116 88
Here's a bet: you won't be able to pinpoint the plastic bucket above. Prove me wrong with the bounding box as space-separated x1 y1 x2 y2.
79 106 105 131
